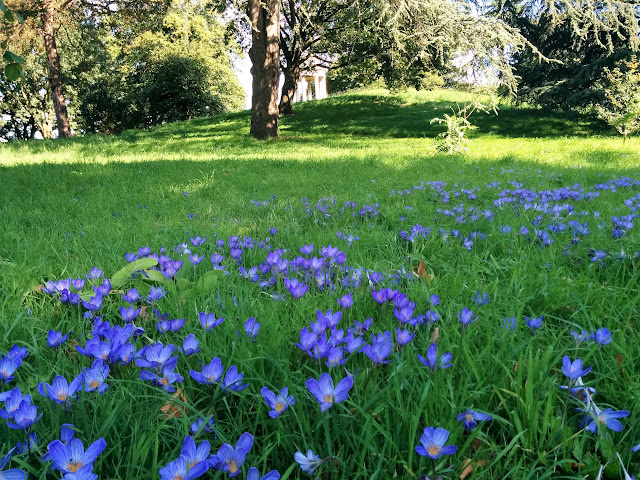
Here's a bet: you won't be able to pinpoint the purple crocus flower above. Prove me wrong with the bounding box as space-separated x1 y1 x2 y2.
284 277 308 299
190 236 207 247
350 318 373 336
305 373 353 412
0 387 30 419
591 327 612 346
6 400 42 431
457 410 493 430
371 288 388 304
524 315 543 330
47 437 106 475
83 361 110 394
299 244 314 255
294 449 323 475
294 328 317 353
1 445 29 478
317 309 342 329
325 347 346 367
571 329 590 345
121 288 140 304
247 467 280 480
221 366 249 392
190 416 216 437
393 303 415 324
415 427 457 459
345 331 363 353
472 291 490 306
189 357 224 385
139 364 184 393
0 356 20 384
585 408 630 433
6 345 28 361
457 307 478 329
337 294 354 309
200 312 225 331
179 435 211 473
418 343 453 372
561 356 591 381
146 286 167 303
244 317 261 340
119 306 141 323
38 374 84 406
362 334 393 365
190 253 205 266
156 318 185 334
396 327 415 347
87 267 103 280
160 456 208 480
209 432 253 477
136 343 176 372
81 295 103 312
260 386 295 418
93 279 111 297
182 334 200 356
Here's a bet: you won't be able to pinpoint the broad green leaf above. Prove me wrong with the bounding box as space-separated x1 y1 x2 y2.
0 1 7 13
3 50 23 64
195 269 225 292
144 270 167 284
111 257 159 286
176 278 193 292
4 63 21 81
4 9 13 22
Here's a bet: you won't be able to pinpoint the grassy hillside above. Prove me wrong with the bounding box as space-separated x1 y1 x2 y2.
0 89 639 479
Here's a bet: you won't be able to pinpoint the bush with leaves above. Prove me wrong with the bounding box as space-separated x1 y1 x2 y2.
430 99 497 153
595 55 640 143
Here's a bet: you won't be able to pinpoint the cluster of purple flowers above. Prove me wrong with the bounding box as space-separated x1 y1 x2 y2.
160 433 280 480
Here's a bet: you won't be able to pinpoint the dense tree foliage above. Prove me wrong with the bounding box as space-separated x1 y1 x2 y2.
490 0 640 109
0 0 244 139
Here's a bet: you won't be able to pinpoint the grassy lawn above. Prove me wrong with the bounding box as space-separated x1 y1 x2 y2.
0 88 639 479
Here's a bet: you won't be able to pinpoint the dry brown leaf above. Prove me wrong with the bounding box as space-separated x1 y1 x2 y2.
415 260 434 284
430 327 440 343
460 459 488 479
34 284 43 294
616 352 626 379
159 388 188 419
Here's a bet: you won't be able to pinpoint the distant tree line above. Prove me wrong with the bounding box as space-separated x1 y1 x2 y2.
1 0 639 140
0 0 244 140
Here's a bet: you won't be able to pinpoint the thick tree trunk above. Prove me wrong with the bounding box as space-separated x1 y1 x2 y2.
43 2 72 138
248 0 280 139
279 65 299 116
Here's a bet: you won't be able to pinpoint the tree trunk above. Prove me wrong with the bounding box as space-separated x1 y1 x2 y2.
248 0 280 139
279 65 299 116
43 1 72 138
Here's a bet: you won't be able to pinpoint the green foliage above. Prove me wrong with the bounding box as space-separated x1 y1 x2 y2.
595 56 640 142
0 30 56 140
74 3 244 134
430 98 497 153
493 1 640 109
0 0 24 81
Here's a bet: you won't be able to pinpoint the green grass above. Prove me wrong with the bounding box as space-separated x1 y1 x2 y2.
0 88 639 479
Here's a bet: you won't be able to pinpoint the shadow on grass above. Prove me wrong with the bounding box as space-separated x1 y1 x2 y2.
281 93 611 139
0 90 616 163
